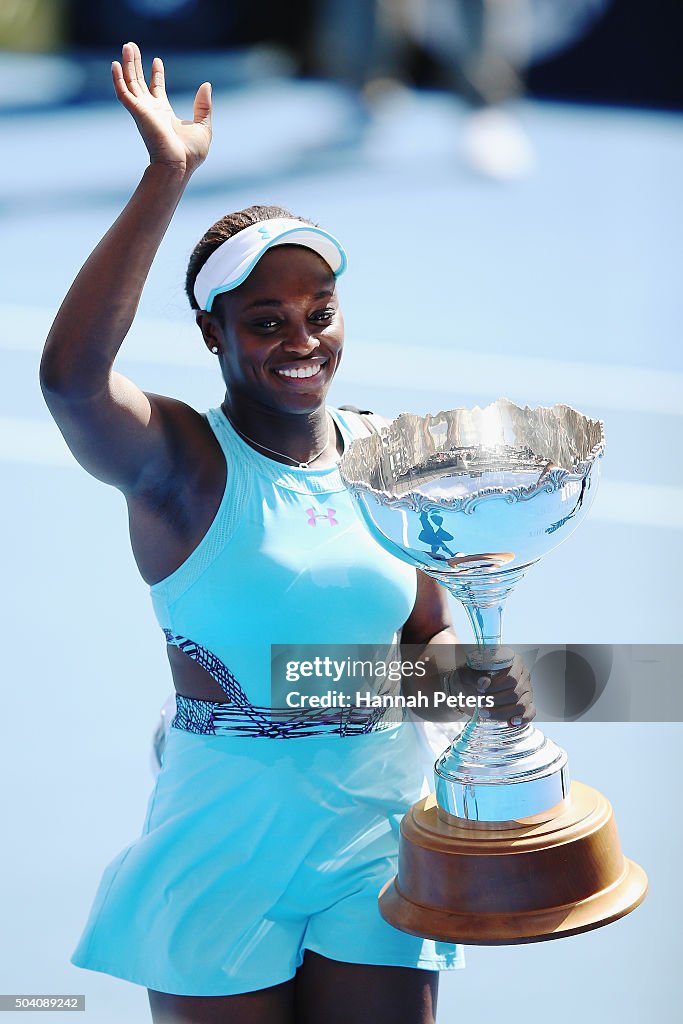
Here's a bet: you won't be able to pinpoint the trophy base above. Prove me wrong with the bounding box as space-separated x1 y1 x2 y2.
434 722 570 822
379 780 647 944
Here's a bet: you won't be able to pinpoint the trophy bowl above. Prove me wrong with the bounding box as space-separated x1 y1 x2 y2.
339 399 647 943
339 399 604 591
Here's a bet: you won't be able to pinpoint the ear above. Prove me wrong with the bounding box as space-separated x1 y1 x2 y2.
196 310 223 355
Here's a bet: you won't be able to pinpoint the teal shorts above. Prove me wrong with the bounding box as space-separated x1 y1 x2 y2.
70 720 465 996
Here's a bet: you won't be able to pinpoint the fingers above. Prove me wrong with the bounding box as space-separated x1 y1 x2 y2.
121 41 142 96
510 702 536 725
132 42 149 94
150 56 166 98
116 41 151 98
193 81 212 126
457 668 530 697
482 661 535 722
111 60 127 102
473 655 530 694
478 670 530 695
481 690 535 724
457 656 535 724
113 42 208 134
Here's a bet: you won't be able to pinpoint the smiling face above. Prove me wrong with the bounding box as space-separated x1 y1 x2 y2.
201 245 344 416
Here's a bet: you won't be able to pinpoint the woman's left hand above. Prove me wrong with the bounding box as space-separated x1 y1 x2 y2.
452 654 535 725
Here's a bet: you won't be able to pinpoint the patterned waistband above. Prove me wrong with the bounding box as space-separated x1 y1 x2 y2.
163 630 402 739
172 693 402 739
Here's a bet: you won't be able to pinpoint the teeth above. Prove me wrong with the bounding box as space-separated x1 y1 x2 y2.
276 363 322 379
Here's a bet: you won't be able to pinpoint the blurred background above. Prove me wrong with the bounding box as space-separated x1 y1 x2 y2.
1 2 681 1022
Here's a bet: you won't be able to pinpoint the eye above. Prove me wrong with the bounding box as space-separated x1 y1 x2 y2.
309 307 336 323
249 318 282 332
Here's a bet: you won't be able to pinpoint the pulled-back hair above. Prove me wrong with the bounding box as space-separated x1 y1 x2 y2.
185 204 317 310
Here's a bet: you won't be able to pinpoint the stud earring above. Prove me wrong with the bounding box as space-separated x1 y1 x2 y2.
211 346 219 354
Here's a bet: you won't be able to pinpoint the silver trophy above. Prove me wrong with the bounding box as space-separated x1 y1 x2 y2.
339 399 647 943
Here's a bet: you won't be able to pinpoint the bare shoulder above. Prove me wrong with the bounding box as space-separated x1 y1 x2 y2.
125 394 227 585
131 392 220 496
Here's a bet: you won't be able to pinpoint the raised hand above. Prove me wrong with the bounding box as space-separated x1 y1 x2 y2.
112 41 212 176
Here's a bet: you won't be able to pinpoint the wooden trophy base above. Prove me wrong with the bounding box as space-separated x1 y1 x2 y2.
379 780 647 944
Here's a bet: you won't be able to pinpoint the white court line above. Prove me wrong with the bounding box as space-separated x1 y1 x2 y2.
5 303 683 417
0 415 680 530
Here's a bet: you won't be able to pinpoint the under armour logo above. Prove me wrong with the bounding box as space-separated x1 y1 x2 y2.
258 226 272 239
306 507 338 527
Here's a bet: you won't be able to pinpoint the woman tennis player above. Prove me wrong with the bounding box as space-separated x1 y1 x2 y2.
40 42 533 1024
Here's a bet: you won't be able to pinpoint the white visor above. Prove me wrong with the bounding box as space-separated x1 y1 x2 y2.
193 217 348 312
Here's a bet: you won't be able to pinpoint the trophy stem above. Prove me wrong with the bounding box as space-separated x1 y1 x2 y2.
434 563 570 823
445 564 530 673
464 604 503 649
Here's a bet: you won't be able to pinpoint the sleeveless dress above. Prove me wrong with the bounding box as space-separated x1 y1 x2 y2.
69 406 465 996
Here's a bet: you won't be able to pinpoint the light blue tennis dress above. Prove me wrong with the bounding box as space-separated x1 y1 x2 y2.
70 406 465 996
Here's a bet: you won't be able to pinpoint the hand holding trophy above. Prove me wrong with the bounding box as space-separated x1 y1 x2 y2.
340 399 647 943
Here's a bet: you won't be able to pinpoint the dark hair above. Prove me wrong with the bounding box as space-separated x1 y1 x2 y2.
185 204 317 310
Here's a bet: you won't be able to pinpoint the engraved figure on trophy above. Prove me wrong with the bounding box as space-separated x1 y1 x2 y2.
418 510 457 559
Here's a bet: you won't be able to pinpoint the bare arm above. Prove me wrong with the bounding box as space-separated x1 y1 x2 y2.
401 570 462 702
39 42 212 493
